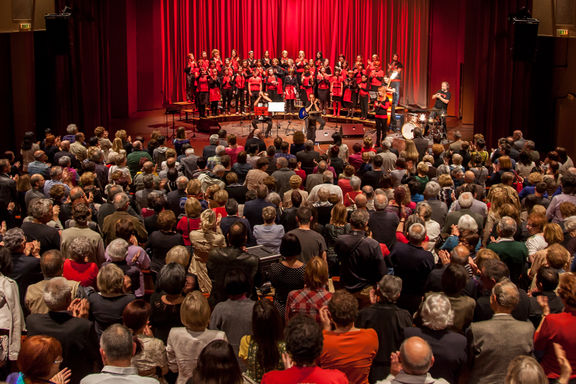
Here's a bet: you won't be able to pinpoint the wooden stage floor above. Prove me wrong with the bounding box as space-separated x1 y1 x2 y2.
109 108 474 154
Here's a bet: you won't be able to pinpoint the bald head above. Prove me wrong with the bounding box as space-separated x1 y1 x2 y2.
464 171 475 184
400 337 434 375
451 244 470 266
374 193 389 211
355 193 367 209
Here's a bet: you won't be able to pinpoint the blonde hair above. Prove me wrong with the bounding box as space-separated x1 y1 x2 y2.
543 223 564 245
97 264 125 296
438 174 454 187
200 209 217 232
166 245 191 268
330 203 348 226
180 291 211 331
304 257 329 290
185 197 202 218
112 138 123 153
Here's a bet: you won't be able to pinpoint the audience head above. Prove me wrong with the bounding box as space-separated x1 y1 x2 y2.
100 324 135 365
280 233 301 259
251 300 284 373
327 290 358 328
304 257 329 290
399 337 434 375
505 355 547 384
17 336 63 382
43 277 72 311
285 315 323 366
122 299 151 334
376 275 402 304
536 266 559 292
40 249 64 278
68 236 94 263
97 263 125 296
441 263 468 296
490 279 520 313
181 291 211 332
106 238 129 262
407 223 426 245
419 293 454 331
558 272 576 309
349 209 369 231
228 221 247 248
158 263 186 295
191 340 244 384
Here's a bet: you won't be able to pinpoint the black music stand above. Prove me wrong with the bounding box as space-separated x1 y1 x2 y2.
165 106 179 140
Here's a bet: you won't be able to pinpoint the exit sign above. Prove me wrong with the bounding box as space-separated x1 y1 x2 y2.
557 28 569 36
19 23 31 31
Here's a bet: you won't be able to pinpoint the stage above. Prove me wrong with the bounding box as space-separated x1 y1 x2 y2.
109 106 474 155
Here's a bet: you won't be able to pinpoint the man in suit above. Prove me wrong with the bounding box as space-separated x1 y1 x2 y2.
467 279 534 384
423 181 447 228
425 245 479 298
442 192 484 235
26 277 99 384
166 176 189 217
296 140 321 175
368 193 399 251
243 184 274 228
102 192 148 245
390 223 435 314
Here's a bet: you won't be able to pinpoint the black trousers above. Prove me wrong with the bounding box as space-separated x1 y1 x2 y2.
235 89 245 112
375 117 387 146
359 95 369 118
305 116 325 141
252 117 272 136
285 99 295 113
222 89 233 112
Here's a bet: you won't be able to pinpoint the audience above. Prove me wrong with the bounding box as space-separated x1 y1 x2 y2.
2 124 576 384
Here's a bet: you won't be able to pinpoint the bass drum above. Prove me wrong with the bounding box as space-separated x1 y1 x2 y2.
402 122 417 139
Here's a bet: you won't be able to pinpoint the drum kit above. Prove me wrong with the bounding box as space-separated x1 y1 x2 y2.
400 105 446 140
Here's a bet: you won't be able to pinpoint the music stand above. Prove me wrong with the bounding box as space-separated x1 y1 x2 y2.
165 106 179 140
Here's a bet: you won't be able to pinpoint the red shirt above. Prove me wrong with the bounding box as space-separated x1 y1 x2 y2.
317 74 330 89
534 311 576 379
63 259 99 288
318 329 379 384
301 75 313 89
197 75 209 92
248 76 262 92
234 74 246 89
331 76 344 96
285 288 332 324
359 82 370 97
176 216 201 246
222 75 233 90
262 366 348 384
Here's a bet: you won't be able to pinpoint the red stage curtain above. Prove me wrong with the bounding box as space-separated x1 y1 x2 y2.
161 0 429 106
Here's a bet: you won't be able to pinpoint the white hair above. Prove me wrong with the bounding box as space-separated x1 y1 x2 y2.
420 293 454 330
106 238 129 262
457 214 478 232
458 192 474 209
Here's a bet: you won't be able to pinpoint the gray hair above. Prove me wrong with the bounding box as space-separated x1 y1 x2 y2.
100 324 134 362
564 216 576 233
43 277 72 311
350 176 361 189
215 145 226 156
417 202 432 221
458 192 474 209
58 156 71 167
322 170 334 184
213 164 225 175
3 228 26 252
176 176 189 190
209 134 219 145
420 293 454 330
266 192 282 207
457 214 478 232
276 157 288 168
50 166 63 180
350 209 370 229
68 236 94 262
66 124 78 134
423 181 440 197
497 216 517 238
377 275 402 303
29 198 53 220
374 194 389 211
185 147 195 156
113 192 131 210
492 279 520 309
106 238 129 262
408 223 427 243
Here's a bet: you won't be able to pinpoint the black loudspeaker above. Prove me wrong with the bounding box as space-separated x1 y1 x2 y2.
45 14 70 55
197 119 221 133
12 0 34 21
512 17 540 61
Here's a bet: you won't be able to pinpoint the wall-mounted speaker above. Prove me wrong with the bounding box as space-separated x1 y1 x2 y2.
512 18 540 61
12 0 34 21
45 14 70 55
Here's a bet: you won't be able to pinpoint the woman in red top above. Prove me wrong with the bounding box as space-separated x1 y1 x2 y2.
373 86 391 145
343 71 358 118
284 69 298 113
265 68 280 102
370 61 385 91
299 67 314 104
295 50 307 80
262 50 272 68
280 50 290 69
330 68 345 117
198 50 209 70
534 272 576 382
229 48 240 71
211 49 222 72
208 68 221 116
184 53 198 103
358 73 370 120
316 67 331 113
195 68 210 117
63 238 99 288
176 197 202 246
221 68 234 115
247 71 263 111
234 63 248 114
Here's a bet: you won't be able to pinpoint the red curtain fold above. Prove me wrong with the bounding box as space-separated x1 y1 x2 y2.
161 0 429 106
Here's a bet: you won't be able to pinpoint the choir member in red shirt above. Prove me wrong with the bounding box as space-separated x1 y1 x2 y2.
208 69 221 116
247 50 256 68
388 53 403 127
262 50 272 68
370 61 385 91
229 48 240 71
314 51 324 68
196 68 210 117
198 50 209 70
184 53 198 103
300 67 314 105
247 71 263 111
316 67 331 113
265 68 280 102
374 86 391 145
330 68 345 117
295 50 307 80
358 73 370 120
234 64 248 114
284 69 298 113
335 53 346 71
211 49 223 72
343 71 358 118
280 50 290 69
221 68 234 115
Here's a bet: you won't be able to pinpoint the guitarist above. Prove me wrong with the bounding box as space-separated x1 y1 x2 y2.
387 53 403 128
251 92 273 138
304 93 326 141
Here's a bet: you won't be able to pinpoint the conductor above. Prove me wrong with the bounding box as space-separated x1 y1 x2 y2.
304 93 326 141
